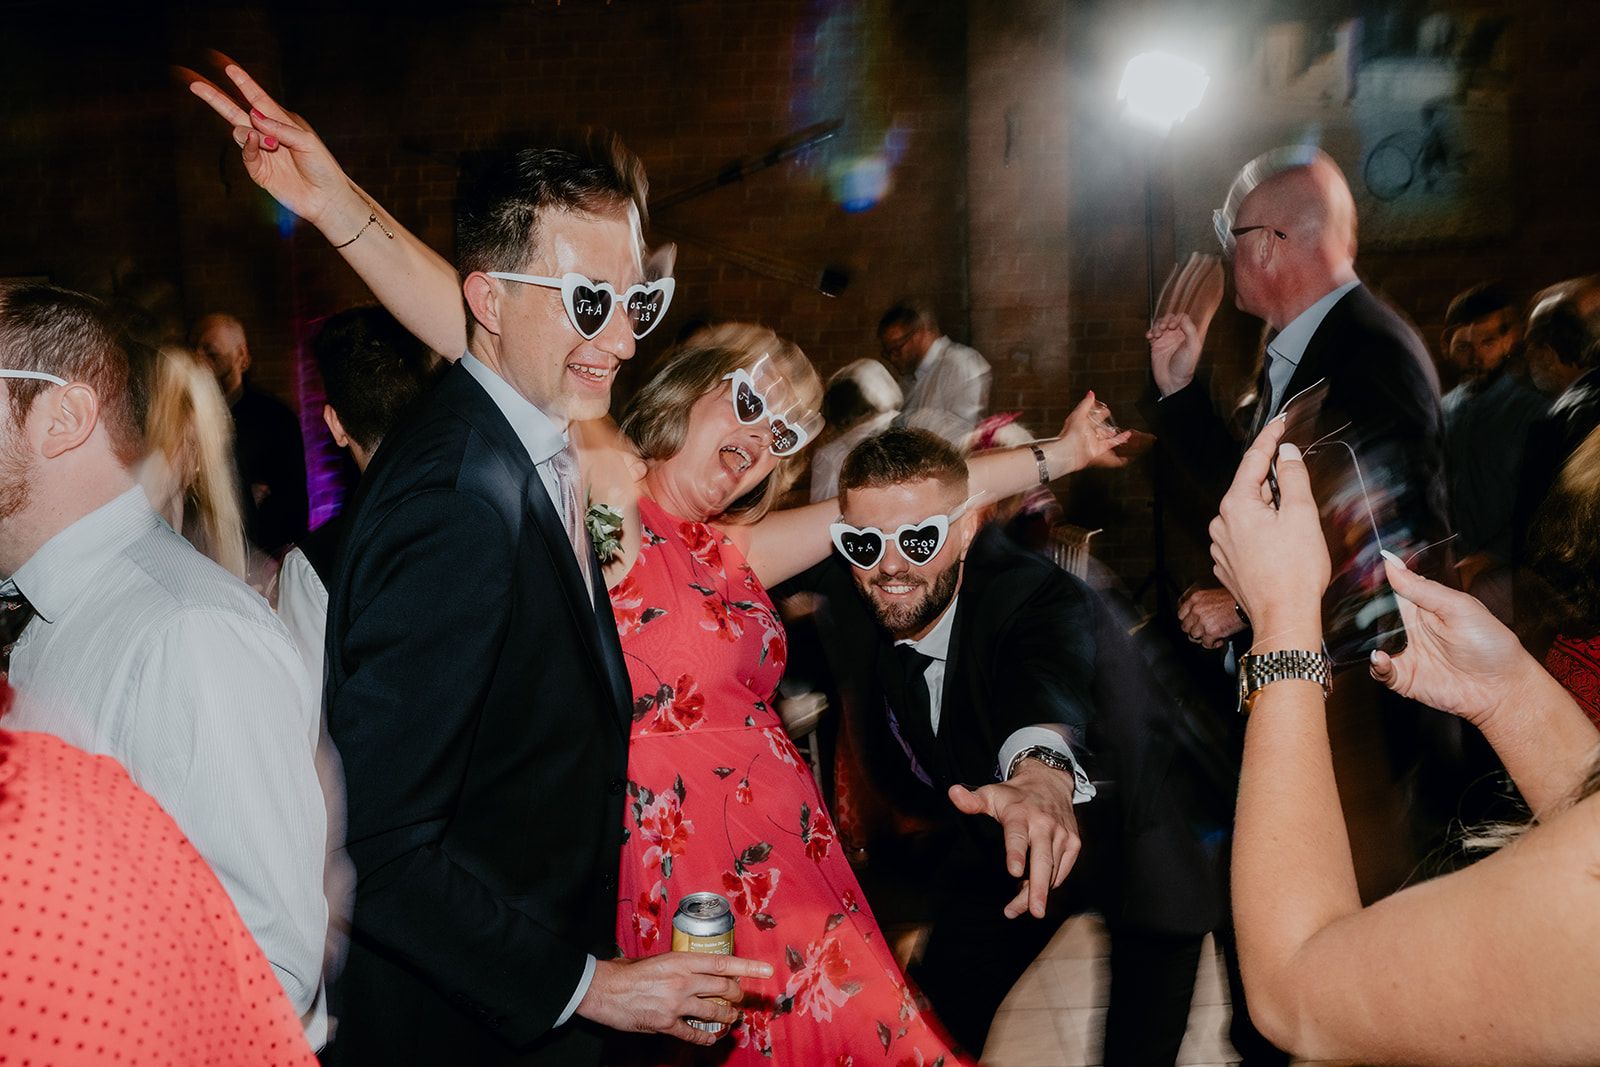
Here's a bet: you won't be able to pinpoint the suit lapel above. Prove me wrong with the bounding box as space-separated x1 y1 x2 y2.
522 474 631 738
1278 285 1358 407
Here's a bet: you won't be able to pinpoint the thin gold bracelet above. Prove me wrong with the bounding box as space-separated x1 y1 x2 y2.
332 204 395 250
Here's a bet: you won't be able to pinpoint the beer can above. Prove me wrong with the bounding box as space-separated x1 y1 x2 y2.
671 892 735 1033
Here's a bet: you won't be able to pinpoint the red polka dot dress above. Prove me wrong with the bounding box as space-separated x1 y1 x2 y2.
0 730 315 1066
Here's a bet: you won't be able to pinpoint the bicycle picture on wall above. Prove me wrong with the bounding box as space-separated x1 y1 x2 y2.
1362 97 1473 202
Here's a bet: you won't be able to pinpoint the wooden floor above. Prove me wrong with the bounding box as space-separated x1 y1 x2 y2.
981 913 1238 1067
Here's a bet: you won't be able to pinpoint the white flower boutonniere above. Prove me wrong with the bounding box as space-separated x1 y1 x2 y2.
585 499 624 564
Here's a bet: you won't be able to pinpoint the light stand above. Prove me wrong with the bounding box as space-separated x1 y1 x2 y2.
1117 51 1208 619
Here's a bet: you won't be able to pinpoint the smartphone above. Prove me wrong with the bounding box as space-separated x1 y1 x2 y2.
1267 379 1408 667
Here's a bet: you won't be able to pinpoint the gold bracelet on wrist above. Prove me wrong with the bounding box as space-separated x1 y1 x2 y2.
332 203 395 250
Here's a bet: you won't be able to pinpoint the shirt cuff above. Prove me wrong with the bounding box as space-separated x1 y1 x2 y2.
999 725 1096 804
555 954 597 1027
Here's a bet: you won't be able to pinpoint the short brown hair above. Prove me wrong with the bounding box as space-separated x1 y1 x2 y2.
0 283 146 466
455 137 646 281
619 322 822 524
838 427 968 504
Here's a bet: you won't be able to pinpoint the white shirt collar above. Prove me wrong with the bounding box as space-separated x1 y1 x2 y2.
896 593 959 662
915 336 952 382
1268 280 1361 370
460 352 569 465
9 485 160 624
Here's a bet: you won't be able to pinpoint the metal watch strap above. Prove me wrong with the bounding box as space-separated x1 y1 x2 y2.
1028 444 1050 486
1237 648 1331 714
1006 744 1072 780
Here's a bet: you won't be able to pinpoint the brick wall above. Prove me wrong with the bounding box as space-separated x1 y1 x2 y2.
3 0 1597 585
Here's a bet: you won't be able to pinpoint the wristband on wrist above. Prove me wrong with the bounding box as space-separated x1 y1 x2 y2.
1237 648 1331 714
332 201 395 250
1005 744 1073 781
1029 444 1050 486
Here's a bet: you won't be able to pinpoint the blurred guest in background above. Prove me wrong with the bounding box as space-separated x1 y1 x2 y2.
136 342 249 579
808 357 901 502
0 724 317 1067
1516 298 1600 554
1213 418 1600 1065
880 299 991 448
1529 424 1600 726
276 306 436 680
191 311 308 557
0 283 328 1043
1524 291 1596 400
1436 283 1546 598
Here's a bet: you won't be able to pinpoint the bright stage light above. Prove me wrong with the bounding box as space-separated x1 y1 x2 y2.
1118 51 1209 134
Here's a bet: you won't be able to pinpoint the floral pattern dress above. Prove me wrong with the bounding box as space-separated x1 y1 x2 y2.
612 496 966 1066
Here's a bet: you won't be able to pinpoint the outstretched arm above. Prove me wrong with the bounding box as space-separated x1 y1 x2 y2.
1371 555 1600 816
741 391 1135 586
186 61 468 357
1213 420 1600 1064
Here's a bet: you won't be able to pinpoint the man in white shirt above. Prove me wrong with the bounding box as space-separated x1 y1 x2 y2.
0 283 329 1043
879 300 991 448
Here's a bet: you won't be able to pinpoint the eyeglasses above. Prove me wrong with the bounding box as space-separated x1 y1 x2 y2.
0 369 68 386
1212 208 1288 256
722 359 822 458
486 270 675 341
829 497 978 570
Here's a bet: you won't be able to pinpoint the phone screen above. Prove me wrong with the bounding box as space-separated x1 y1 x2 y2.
1268 380 1408 666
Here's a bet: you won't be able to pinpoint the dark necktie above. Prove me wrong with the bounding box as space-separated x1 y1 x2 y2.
1248 352 1277 438
0 589 38 676
892 643 940 776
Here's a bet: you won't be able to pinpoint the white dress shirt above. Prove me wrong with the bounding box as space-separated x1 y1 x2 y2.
4 485 329 1044
278 545 328 687
809 410 898 502
458 352 597 1022
896 336 992 447
896 596 1096 804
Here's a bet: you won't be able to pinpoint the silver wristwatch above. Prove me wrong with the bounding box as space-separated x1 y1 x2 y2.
1237 648 1332 714
1005 744 1074 781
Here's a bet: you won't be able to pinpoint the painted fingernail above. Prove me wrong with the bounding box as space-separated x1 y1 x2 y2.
1271 411 1288 424
262 135 279 150
250 107 266 122
1380 549 1405 568
1277 442 1302 461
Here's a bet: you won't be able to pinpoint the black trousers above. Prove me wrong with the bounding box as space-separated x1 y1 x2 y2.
888 813 1205 1065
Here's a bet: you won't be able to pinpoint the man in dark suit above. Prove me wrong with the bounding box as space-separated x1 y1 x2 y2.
322 147 767 1066
820 428 1226 1063
1142 146 1453 1063
191 311 309 557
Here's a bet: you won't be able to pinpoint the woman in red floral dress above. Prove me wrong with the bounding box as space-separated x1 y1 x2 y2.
575 324 1130 1064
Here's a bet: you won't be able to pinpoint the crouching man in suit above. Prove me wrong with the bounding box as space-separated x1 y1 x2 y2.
822 427 1222 1064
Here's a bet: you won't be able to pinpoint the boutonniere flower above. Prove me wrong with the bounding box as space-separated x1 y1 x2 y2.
585 498 624 564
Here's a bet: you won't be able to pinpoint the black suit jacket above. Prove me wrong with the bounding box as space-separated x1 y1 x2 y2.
322 362 631 1066
1149 283 1450 573
876 527 1096 795
799 529 1224 934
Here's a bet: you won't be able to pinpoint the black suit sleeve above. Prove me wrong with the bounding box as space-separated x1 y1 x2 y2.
330 488 587 1047
984 570 1098 747
1141 379 1245 542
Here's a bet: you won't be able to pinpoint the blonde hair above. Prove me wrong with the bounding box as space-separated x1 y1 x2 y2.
142 344 248 578
620 323 823 524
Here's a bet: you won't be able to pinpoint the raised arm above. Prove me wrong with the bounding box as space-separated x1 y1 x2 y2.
1370 555 1600 815
1211 419 1600 1065
187 61 468 357
741 391 1136 586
